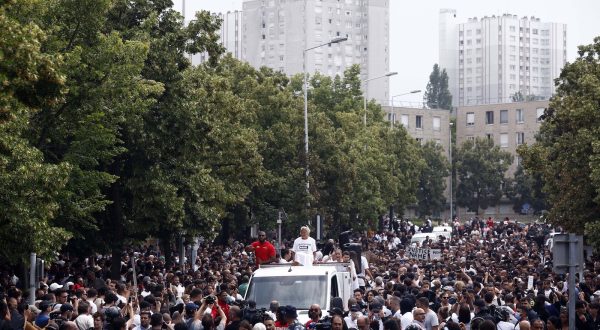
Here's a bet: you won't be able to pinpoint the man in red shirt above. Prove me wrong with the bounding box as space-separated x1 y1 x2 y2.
246 231 277 265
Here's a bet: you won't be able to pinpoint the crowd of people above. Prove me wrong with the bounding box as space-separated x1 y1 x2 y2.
1 217 600 330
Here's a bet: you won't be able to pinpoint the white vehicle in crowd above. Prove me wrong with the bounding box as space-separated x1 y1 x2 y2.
432 226 453 240
410 233 438 246
244 263 353 323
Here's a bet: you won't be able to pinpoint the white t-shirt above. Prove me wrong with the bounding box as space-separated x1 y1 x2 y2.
75 314 94 330
423 309 439 330
292 237 317 265
358 256 369 286
400 311 414 330
86 299 98 314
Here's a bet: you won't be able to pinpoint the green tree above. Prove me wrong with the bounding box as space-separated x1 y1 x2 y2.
519 37 600 244
221 61 305 237
0 3 72 264
22 0 237 272
416 141 450 217
456 138 513 214
512 91 538 102
304 66 422 233
504 166 547 214
424 64 452 110
512 91 525 102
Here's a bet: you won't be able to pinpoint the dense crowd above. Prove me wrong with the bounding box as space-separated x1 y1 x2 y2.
1 217 600 330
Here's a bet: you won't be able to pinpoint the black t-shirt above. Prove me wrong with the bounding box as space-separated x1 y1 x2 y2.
10 309 25 330
224 320 241 330
0 320 12 330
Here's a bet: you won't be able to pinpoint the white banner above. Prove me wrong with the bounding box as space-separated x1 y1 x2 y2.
406 247 442 260
429 249 442 260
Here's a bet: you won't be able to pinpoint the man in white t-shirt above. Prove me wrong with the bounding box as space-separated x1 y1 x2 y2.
292 226 317 266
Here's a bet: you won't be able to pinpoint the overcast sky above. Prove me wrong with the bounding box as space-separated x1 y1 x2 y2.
173 0 600 103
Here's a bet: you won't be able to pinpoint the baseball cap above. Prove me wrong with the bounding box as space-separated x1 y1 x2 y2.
60 304 74 313
185 303 199 312
350 305 361 312
49 283 63 292
329 307 344 316
29 305 41 315
35 314 50 328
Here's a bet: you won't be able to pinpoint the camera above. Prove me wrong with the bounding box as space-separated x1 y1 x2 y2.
315 320 332 330
205 296 216 304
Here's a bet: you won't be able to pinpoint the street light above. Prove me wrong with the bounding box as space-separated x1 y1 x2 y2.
389 90 421 128
303 37 347 198
363 72 398 126
449 121 454 221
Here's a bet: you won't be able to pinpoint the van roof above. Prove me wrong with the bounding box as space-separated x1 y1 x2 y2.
412 233 433 238
252 264 347 277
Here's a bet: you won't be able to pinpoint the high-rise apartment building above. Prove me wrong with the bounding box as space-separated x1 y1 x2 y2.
190 10 244 65
242 0 390 105
439 10 567 107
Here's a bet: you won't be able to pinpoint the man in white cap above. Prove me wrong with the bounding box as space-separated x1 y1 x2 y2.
49 283 63 292
292 226 317 266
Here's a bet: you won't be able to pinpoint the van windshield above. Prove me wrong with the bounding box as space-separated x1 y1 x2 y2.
245 275 327 310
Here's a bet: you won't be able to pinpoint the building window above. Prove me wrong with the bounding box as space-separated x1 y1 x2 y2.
500 133 508 147
467 136 475 141
500 110 508 124
416 115 423 129
486 133 493 141
536 108 545 122
516 109 524 123
401 114 409 127
486 111 494 125
516 132 525 145
432 116 441 131
466 112 475 126
416 138 423 144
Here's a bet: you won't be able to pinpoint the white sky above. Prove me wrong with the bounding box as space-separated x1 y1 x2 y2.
174 0 600 103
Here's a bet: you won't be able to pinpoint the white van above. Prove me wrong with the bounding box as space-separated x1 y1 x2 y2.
432 226 452 240
244 263 353 323
410 233 435 246
432 226 452 234
410 231 451 246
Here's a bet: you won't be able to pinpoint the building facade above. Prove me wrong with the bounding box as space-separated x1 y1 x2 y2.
242 0 390 105
455 100 548 177
439 10 567 107
383 106 452 154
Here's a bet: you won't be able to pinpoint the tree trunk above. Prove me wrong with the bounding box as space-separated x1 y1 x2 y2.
161 235 173 269
109 163 124 281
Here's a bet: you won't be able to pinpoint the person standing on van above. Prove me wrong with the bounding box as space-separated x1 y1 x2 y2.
246 231 277 266
292 226 317 266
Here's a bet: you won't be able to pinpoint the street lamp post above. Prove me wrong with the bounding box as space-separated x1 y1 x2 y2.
390 90 421 128
303 37 347 198
449 121 454 221
363 72 398 126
